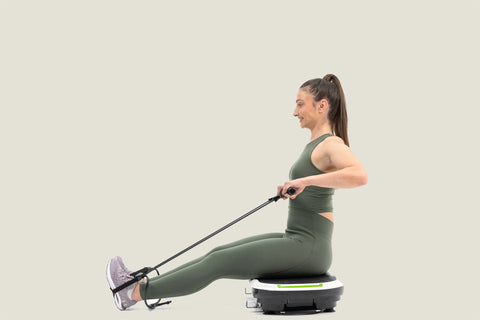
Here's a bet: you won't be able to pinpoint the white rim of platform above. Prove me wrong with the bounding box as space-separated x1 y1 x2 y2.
249 279 343 292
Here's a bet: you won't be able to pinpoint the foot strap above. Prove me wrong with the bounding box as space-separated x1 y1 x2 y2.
110 266 172 309
110 267 152 294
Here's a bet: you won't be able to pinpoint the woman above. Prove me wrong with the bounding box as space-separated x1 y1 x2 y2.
106 74 368 311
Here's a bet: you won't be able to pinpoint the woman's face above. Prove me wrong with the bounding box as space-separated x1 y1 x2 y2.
294 89 319 129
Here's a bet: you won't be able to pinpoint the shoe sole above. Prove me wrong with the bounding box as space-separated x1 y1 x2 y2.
106 259 125 310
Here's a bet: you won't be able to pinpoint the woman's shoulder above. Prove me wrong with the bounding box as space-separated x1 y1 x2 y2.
324 135 345 146
318 135 351 158
312 135 348 167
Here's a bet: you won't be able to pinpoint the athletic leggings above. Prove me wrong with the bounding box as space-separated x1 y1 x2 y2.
139 207 333 299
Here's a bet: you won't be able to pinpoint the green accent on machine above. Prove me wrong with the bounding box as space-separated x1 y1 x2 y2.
277 283 323 289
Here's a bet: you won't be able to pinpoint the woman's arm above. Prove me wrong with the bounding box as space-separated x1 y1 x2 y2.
280 138 368 199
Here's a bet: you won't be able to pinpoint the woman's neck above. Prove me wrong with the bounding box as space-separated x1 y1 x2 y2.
310 123 333 141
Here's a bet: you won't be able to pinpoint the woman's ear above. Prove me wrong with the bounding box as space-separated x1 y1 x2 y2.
316 98 329 114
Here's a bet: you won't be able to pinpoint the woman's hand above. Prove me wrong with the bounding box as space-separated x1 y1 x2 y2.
277 179 307 200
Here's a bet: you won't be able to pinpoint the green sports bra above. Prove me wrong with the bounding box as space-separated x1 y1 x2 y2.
289 133 335 213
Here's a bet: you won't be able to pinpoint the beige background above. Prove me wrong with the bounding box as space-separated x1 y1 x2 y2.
1 0 479 319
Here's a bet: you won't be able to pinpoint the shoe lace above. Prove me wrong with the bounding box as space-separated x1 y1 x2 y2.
119 269 134 282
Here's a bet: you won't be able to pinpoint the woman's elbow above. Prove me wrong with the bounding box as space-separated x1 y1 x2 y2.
349 166 368 187
356 169 368 186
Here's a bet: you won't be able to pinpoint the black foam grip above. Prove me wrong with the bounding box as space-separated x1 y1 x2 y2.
286 187 296 195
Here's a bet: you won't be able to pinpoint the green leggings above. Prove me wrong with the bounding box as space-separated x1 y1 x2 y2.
139 208 333 299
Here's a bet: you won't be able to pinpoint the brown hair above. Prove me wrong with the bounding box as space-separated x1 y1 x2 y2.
300 74 349 146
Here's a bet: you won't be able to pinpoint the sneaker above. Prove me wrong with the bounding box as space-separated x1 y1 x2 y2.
116 256 133 275
106 256 138 310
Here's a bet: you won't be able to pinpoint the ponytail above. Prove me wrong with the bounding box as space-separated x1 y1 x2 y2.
300 74 349 146
323 74 349 147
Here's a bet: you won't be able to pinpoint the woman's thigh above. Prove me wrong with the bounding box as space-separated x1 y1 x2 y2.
207 233 285 254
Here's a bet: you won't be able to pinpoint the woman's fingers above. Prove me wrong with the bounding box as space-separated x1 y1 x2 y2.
282 180 305 200
278 180 305 200
277 185 287 199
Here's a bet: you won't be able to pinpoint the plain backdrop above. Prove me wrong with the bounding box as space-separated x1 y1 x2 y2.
1 1 479 319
